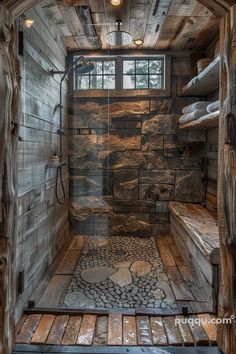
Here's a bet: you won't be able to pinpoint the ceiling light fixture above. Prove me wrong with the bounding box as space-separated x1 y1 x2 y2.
24 18 34 28
106 20 132 47
111 0 122 6
134 39 143 46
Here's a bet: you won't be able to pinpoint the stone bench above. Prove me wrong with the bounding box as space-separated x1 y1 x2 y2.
169 201 220 290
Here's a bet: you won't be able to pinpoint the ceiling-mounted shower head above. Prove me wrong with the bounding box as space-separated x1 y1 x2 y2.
106 19 132 46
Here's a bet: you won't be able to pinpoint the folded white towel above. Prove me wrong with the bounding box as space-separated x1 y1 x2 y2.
179 109 208 124
207 100 220 113
182 101 211 114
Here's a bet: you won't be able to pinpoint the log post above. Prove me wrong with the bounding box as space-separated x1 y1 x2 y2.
0 5 20 354
218 4 236 354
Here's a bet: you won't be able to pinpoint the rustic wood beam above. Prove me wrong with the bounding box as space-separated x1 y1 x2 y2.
75 5 101 49
0 4 20 354
218 4 236 354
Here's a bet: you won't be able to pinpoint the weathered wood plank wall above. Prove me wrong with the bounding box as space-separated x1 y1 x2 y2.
15 4 69 322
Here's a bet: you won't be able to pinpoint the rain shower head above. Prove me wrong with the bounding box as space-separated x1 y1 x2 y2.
106 19 132 46
49 56 94 77
74 61 95 75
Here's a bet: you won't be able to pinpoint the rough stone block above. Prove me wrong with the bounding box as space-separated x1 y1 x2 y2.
100 100 149 117
69 156 97 170
98 150 147 169
114 170 138 200
98 134 141 152
142 114 178 135
140 184 175 201
143 152 164 169
69 135 97 156
139 170 175 184
175 171 205 202
141 134 163 151
69 115 88 129
111 213 150 236
150 98 173 114
114 200 155 213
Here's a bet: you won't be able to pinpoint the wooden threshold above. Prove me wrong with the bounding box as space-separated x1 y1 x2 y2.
15 313 218 348
13 344 221 354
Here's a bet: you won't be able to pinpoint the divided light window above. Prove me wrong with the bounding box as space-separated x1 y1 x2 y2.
123 58 164 89
75 58 116 90
74 56 165 91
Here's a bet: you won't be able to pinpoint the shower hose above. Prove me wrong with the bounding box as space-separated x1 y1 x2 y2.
55 166 66 205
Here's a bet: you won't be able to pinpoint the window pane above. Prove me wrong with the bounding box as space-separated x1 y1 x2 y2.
123 60 135 74
123 75 135 89
104 61 115 74
149 75 162 88
93 61 102 74
77 75 89 89
136 75 148 88
104 75 115 89
136 60 148 74
149 60 162 74
90 75 103 89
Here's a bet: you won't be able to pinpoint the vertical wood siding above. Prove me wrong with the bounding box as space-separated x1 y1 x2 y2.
15 5 69 322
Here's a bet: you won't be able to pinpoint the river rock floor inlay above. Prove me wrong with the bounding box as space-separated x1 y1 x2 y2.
62 236 178 310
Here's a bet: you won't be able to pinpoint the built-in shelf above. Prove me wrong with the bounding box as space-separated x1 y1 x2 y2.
46 162 67 168
179 113 219 130
180 56 220 96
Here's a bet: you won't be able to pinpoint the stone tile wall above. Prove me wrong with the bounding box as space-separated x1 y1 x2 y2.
69 60 207 237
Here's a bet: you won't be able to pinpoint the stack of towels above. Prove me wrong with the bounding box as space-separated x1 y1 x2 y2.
179 100 220 125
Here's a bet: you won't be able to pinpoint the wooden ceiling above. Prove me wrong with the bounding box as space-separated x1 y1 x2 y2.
38 0 219 51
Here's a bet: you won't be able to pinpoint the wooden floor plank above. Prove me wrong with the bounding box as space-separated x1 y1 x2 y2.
175 316 195 346
69 235 88 250
161 253 176 267
163 316 182 346
31 315 55 344
197 314 217 344
178 265 211 302
187 315 209 345
123 316 137 345
155 238 172 256
136 316 152 345
166 266 195 301
150 317 167 346
170 244 186 266
77 315 97 345
15 314 42 344
55 250 80 275
108 314 122 345
46 315 69 345
15 315 27 336
38 275 72 307
93 316 108 345
62 316 82 345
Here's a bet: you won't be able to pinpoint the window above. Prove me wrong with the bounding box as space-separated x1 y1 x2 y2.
73 55 166 92
75 58 116 90
123 58 164 89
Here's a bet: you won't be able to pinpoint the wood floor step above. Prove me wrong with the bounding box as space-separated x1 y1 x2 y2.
15 313 218 347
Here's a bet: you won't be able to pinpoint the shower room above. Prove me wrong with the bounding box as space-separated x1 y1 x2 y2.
1 0 235 353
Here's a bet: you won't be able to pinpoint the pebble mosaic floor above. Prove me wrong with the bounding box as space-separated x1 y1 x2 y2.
62 236 178 310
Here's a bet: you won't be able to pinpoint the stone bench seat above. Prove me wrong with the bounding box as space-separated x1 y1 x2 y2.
169 201 220 288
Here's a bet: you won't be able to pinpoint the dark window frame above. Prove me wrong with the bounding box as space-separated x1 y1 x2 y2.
70 53 171 98
122 57 165 90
